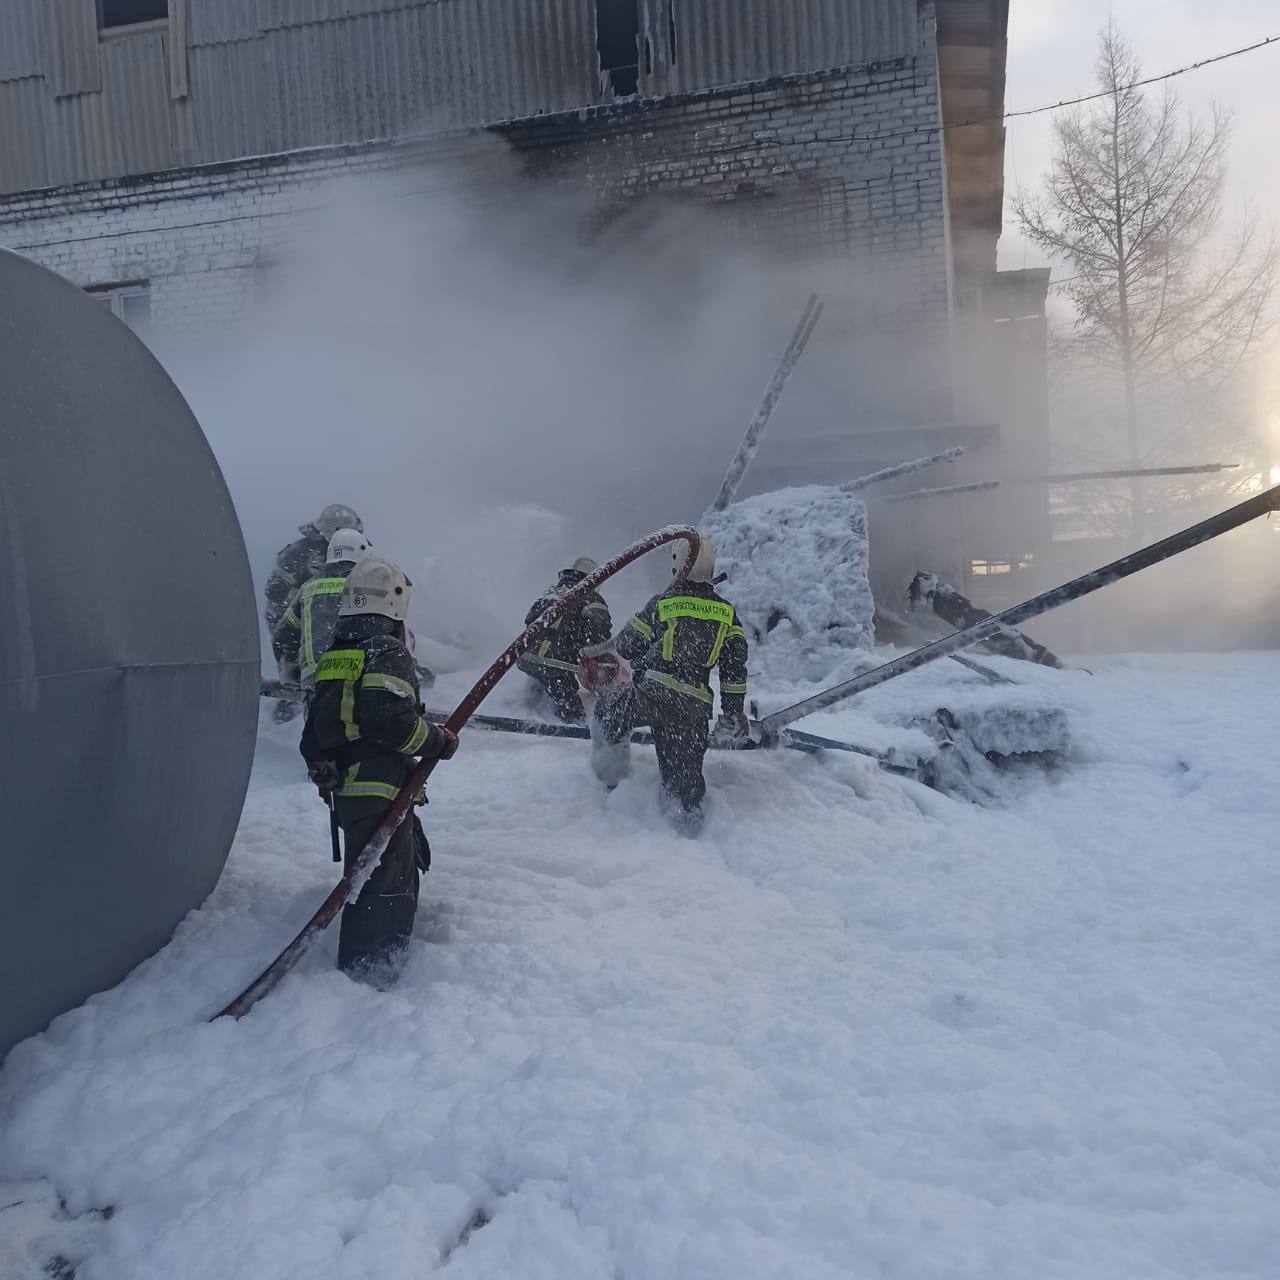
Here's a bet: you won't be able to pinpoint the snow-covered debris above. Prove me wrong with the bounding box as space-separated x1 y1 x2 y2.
2 655 1279 1279
702 485 875 687
0 1180 108 1280
701 488 1067 784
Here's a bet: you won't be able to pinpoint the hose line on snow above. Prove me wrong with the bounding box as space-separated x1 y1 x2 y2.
214 525 702 1020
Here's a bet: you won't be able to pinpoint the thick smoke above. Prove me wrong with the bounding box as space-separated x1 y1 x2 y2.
157 134 1276 669
160 140 833 668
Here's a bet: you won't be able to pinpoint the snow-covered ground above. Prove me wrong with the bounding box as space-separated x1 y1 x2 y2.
3 653 1278 1279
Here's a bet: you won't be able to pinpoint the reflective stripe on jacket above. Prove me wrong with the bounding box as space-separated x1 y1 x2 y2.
275 570 354 687
521 570 613 674
299 621 440 802
264 527 328 630
616 581 749 715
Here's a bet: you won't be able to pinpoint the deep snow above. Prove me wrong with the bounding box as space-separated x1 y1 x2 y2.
2 653 1278 1279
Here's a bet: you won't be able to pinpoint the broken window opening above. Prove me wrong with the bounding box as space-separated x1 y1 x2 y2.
595 0 639 97
98 0 168 31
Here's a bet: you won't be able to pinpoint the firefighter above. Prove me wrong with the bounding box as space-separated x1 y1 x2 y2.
592 535 749 834
264 502 364 669
516 556 613 723
299 557 458 984
274 527 373 691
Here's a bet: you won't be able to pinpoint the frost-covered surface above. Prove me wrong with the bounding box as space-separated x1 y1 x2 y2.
703 486 875 686
0 1180 107 1279
701 490 1065 771
3 654 1279 1279
740 646 1073 774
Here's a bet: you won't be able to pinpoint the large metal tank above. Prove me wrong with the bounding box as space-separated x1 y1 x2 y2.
0 251 259 1059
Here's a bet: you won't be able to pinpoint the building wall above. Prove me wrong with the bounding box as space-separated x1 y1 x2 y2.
0 45 952 391
501 41 954 423
0 145 399 337
0 0 921 196
503 56 948 313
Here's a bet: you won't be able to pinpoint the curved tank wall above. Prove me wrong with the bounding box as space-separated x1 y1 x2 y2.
0 250 259 1060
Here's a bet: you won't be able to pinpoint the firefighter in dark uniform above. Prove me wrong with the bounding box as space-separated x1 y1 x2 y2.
517 556 613 723
264 502 364 670
593 535 749 834
300 557 458 983
274 527 372 691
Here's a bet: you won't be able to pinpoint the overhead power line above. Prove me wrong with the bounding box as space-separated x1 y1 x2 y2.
794 33 1280 147
1001 35 1279 123
7 34 1277 253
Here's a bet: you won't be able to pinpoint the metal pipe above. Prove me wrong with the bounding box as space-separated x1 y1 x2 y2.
842 447 964 494
759 484 1280 739
1020 463 1240 484
882 480 1001 503
884 463 1243 503
710 293 823 512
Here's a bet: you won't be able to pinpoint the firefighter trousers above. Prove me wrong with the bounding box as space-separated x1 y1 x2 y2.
334 795 429 981
595 680 710 811
524 664 587 723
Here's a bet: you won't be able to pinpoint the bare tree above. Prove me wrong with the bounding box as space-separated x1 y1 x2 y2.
1016 25 1276 541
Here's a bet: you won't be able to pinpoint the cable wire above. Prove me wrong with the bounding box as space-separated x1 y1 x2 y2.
7 34 1277 252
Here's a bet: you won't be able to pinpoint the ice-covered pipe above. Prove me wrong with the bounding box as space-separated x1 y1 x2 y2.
710 294 822 512
842 447 964 494
759 484 1280 739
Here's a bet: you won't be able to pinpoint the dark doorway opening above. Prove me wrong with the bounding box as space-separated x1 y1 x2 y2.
596 0 639 97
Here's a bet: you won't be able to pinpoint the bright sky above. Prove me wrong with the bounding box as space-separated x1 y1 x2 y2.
997 0 1280 272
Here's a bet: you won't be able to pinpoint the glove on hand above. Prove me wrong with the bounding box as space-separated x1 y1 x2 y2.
308 759 341 797
422 726 460 762
718 711 751 740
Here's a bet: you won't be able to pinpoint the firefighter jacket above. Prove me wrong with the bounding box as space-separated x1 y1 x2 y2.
300 615 444 802
616 579 748 716
264 525 328 631
274 561 355 688
519 569 613 675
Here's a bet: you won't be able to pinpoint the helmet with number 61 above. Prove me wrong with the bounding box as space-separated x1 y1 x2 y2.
338 557 412 622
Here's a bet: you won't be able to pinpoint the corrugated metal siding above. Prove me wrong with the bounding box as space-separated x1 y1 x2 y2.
101 35 175 175
0 78 51 191
45 0 102 98
43 35 175 185
265 0 441 30
2 0 920 196
188 0 261 47
659 0 912 96
0 1 46 82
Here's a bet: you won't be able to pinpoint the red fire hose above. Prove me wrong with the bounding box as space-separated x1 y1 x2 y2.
214 524 701 1020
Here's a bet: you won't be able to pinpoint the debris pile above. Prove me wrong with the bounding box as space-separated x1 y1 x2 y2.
702 485 875 686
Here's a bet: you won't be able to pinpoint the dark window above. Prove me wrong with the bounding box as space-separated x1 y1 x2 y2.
87 283 151 337
595 0 639 97
98 0 168 29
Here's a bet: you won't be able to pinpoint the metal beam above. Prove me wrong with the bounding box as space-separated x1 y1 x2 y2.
760 484 1280 739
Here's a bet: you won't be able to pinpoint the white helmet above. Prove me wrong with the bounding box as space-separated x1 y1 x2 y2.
672 534 716 584
571 556 600 576
338 557 412 622
327 527 372 565
314 503 363 538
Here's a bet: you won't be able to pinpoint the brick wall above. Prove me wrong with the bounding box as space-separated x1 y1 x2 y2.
0 145 406 338
500 53 952 330
0 12 952 413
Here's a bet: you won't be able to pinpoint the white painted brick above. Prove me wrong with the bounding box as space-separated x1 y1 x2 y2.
0 34 953 339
